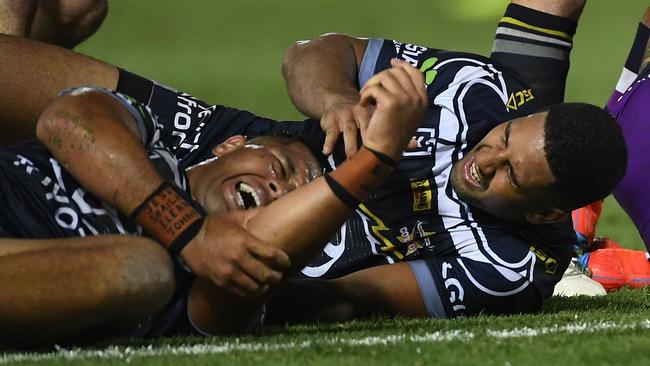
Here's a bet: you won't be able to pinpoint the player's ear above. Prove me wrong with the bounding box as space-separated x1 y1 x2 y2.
525 207 568 225
212 135 246 157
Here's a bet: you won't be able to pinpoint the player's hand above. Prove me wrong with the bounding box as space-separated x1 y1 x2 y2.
181 209 291 298
320 99 373 157
359 59 428 161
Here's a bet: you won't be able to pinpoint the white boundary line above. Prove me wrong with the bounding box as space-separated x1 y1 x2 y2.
2 320 649 364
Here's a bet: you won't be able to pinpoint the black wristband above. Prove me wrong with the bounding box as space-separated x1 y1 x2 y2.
168 216 205 257
363 146 397 168
130 181 206 260
324 174 361 208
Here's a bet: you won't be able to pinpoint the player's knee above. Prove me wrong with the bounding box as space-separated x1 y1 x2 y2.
67 0 107 41
42 0 108 48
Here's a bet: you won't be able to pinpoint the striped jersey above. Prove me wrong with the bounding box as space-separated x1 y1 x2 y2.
114 3 579 318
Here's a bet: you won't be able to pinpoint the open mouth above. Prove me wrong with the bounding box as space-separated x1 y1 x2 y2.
464 157 482 188
235 182 261 209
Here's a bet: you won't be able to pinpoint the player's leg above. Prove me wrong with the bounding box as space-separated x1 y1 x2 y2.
0 33 118 145
610 11 650 252
0 235 175 346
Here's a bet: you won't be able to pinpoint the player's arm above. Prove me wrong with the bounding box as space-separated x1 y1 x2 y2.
0 33 118 144
282 34 369 156
34 87 290 298
266 263 428 324
188 60 429 334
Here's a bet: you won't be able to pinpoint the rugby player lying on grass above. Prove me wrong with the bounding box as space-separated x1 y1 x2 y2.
0 61 426 345
0 0 626 341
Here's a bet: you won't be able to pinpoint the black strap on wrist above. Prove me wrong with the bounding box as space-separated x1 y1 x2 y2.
324 174 361 208
130 181 206 261
363 146 397 168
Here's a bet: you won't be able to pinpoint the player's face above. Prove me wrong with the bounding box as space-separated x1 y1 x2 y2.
188 136 322 215
450 112 558 222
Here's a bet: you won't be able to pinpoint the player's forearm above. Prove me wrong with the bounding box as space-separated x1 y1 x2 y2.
0 34 118 144
36 89 163 216
247 147 393 272
511 0 584 20
282 33 367 119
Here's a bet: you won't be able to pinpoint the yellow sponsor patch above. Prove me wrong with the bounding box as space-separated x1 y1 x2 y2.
410 178 432 212
530 244 558 275
506 88 534 111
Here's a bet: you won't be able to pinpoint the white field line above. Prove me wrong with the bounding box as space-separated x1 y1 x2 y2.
1 320 649 364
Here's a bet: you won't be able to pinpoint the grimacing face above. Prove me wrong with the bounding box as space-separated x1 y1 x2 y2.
450 112 561 223
187 136 323 215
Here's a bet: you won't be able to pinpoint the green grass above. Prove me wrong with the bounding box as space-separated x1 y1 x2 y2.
5 0 648 364
2 288 650 365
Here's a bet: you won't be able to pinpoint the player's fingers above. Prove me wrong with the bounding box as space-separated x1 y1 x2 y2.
342 121 360 157
239 254 284 287
359 84 393 108
383 63 419 97
390 59 428 105
248 240 291 270
353 104 372 141
322 123 341 155
222 271 262 298
406 136 418 150
363 74 382 88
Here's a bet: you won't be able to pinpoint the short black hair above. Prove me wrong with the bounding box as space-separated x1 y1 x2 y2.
248 133 329 172
544 103 627 209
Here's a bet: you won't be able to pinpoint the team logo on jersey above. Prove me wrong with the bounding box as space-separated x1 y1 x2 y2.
403 128 436 157
529 244 558 275
419 57 439 85
506 88 535 110
410 178 433 211
397 221 436 257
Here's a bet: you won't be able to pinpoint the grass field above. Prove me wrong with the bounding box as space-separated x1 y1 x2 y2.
3 0 650 364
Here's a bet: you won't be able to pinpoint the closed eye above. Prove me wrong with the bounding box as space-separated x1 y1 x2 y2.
503 122 520 189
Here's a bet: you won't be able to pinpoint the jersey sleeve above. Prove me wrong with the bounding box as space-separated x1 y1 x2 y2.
61 86 189 189
115 69 323 168
490 3 578 105
407 229 570 318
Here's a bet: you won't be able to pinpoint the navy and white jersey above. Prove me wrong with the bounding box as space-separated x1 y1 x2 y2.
0 87 188 239
114 4 577 318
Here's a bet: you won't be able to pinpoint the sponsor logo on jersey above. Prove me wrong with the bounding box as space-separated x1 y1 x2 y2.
170 93 216 157
506 88 534 110
392 41 428 67
410 178 433 212
442 261 466 312
397 221 435 256
13 155 123 236
419 57 439 85
403 128 436 157
529 244 558 275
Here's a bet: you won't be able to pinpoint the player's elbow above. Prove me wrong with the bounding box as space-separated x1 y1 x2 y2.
282 33 361 75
